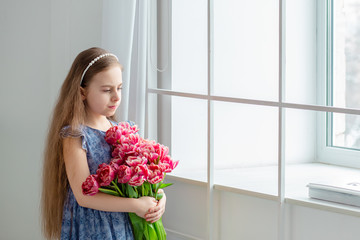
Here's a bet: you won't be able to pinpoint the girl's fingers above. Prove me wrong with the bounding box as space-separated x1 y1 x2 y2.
148 205 160 213
145 208 159 218
145 205 164 221
145 209 164 223
145 191 166 222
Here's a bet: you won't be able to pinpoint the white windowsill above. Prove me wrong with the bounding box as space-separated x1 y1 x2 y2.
167 163 360 216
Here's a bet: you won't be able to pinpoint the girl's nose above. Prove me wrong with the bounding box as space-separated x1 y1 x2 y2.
112 90 121 101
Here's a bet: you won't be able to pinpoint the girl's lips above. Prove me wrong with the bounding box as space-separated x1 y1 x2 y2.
108 105 117 109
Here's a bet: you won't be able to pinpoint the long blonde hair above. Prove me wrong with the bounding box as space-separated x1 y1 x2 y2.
41 47 122 239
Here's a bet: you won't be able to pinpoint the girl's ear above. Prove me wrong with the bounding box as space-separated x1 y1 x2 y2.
80 87 87 100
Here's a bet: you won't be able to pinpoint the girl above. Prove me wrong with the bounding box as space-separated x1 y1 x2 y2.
41 47 166 239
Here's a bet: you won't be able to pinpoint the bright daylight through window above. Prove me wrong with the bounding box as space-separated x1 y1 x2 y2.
331 0 360 150
147 0 360 197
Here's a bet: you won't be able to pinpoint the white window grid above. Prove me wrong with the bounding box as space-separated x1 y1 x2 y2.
145 0 360 239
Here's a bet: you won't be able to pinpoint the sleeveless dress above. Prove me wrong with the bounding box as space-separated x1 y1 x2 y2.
60 125 134 240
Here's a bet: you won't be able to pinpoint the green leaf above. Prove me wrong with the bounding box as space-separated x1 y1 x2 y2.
128 213 167 240
111 181 125 197
140 184 145 197
126 184 138 198
128 213 145 240
121 184 126 196
143 224 150 239
98 188 120 196
154 218 167 240
159 183 173 189
145 222 158 239
143 182 150 196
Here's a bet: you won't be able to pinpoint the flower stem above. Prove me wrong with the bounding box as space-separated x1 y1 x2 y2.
111 180 124 197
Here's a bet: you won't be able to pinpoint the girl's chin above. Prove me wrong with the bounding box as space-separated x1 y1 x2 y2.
105 113 114 117
105 111 117 117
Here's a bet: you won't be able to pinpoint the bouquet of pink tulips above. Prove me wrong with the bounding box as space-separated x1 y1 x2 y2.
82 122 178 240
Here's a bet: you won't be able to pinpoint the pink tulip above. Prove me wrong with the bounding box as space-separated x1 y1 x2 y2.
105 126 122 145
111 156 124 166
117 165 132 183
126 164 150 186
103 121 179 188
133 164 149 179
153 143 169 160
135 139 155 159
147 164 164 184
128 174 146 186
96 164 115 186
148 153 159 164
109 161 119 172
118 121 139 134
105 123 140 146
115 122 139 137
82 175 99 196
159 156 179 173
126 156 148 167
172 159 179 170
111 147 124 158
128 134 141 145
96 163 108 172
120 143 136 154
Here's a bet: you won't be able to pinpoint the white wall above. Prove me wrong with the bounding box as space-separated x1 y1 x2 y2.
0 1 51 239
163 179 360 240
0 0 102 239
50 0 103 103
285 204 360 240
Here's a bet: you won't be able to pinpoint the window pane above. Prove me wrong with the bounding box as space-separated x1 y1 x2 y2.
285 108 317 165
332 112 360 150
331 0 360 150
147 94 208 181
148 0 208 94
283 109 360 198
213 0 279 100
214 101 278 196
172 96 208 181
172 0 208 94
285 0 318 105
333 0 360 109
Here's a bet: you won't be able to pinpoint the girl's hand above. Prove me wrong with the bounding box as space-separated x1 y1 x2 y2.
134 196 158 218
145 189 167 223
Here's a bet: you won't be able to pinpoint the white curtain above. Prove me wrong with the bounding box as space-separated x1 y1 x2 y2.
102 0 148 136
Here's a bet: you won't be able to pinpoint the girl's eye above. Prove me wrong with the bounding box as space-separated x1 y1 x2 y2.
117 87 122 91
103 89 111 93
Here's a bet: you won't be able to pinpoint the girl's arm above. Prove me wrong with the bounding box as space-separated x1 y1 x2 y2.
63 136 157 218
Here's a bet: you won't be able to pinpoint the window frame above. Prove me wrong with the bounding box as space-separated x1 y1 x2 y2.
146 2 360 238
317 0 360 169
147 0 360 192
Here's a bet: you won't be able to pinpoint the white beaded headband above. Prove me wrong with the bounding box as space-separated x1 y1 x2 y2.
80 53 119 85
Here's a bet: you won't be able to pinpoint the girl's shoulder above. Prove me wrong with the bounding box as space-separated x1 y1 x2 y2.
60 120 135 138
60 125 102 152
60 125 84 138
60 124 105 137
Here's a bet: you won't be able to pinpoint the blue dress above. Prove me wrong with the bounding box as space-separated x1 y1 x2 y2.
60 125 134 240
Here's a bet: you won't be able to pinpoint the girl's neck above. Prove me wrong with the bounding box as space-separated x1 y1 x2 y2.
85 115 112 132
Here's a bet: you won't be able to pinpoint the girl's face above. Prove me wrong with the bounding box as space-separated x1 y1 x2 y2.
83 65 122 119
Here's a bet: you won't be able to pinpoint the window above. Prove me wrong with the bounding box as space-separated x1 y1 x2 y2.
148 0 280 197
147 0 209 182
329 0 360 150
318 0 360 168
147 0 360 198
